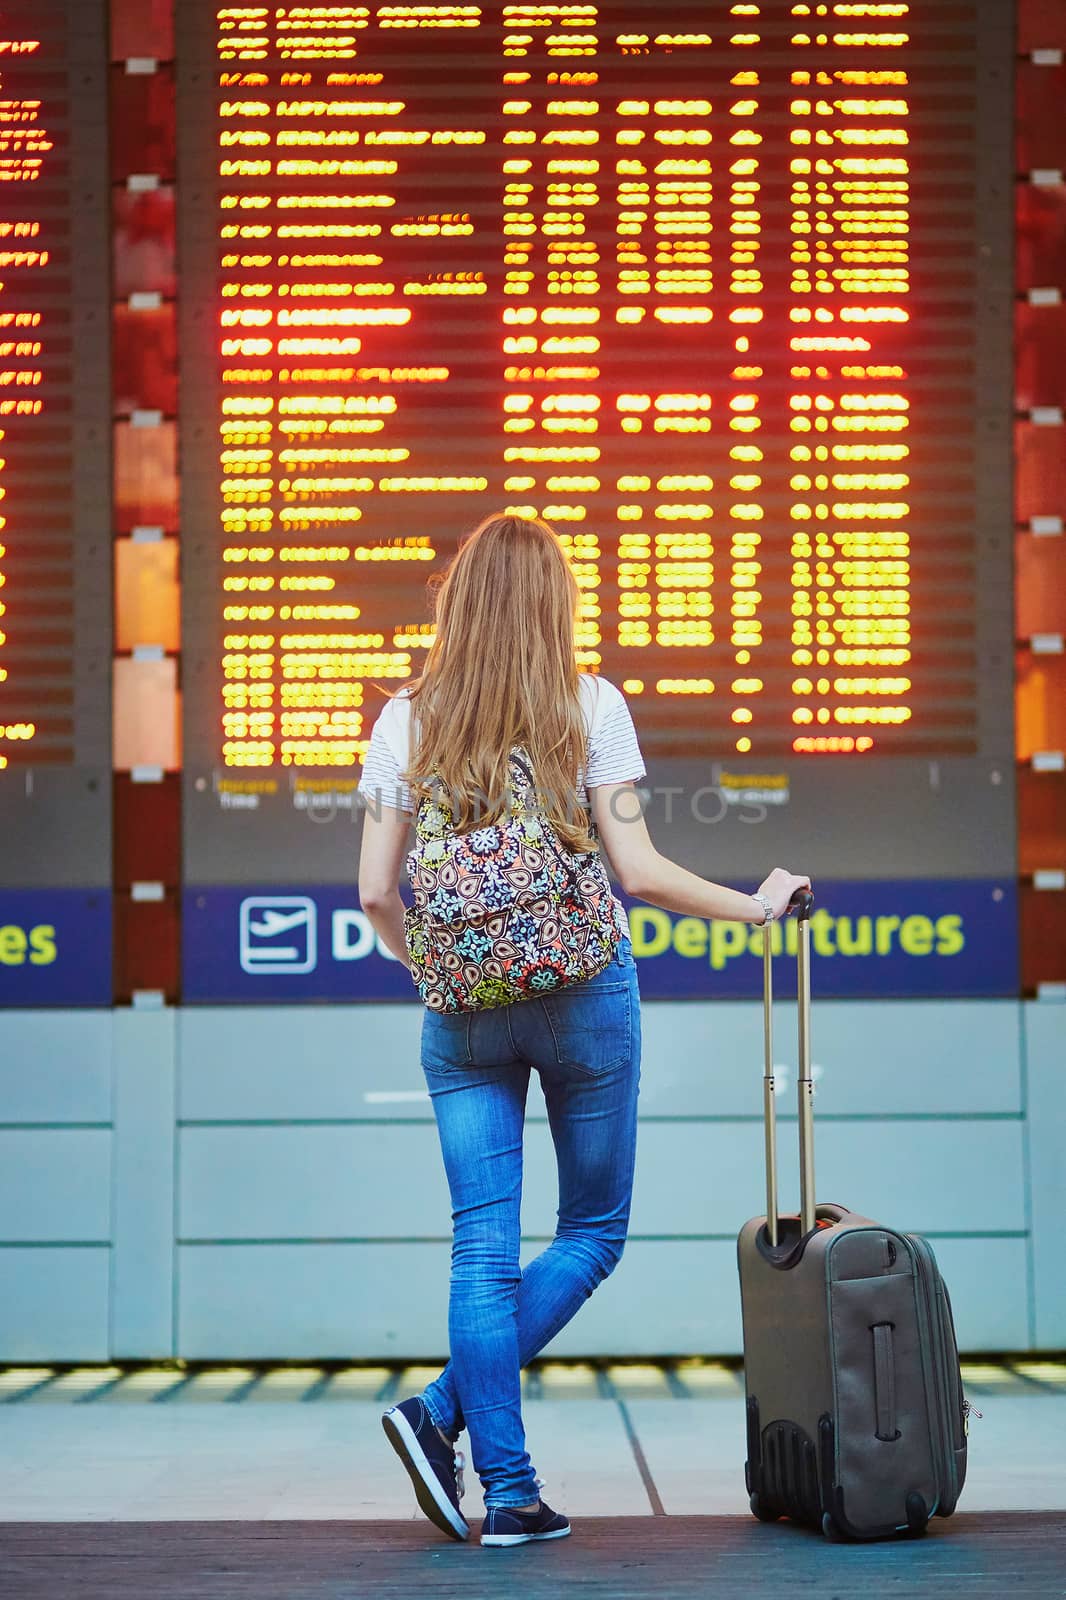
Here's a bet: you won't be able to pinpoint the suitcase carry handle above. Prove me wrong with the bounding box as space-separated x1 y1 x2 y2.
763 888 815 1248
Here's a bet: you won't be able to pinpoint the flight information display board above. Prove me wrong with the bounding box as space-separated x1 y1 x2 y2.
0 1 111 910
177 0 1015 895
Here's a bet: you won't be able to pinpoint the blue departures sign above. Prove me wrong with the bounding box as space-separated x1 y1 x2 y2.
183 880 1018 1004
0 880 1016 1007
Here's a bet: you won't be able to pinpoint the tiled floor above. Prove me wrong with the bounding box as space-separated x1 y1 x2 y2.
0 1361 1063 1522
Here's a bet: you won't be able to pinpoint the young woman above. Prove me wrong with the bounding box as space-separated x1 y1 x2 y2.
357 513 810 1548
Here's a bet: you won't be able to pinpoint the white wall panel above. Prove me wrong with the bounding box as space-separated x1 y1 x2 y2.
178 1005 425 1122
521 1117 1026 1242
175 1233 1029 1362
0 1247 110 1362
642 998 1023 1118
538 1239 743 1358
177 1117 1025 1250
0 1130 111 1242
177 1000 1023 1123
177 1241 452 1360
176 1240 742 1363
178 1124 451 1240
926 1236 1030 1352
0 1011 112 1124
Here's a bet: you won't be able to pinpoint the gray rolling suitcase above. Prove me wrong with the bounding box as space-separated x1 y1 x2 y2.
738 891 970 1542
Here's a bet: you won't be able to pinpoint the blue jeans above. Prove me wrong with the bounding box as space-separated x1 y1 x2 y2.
419 939 641 1508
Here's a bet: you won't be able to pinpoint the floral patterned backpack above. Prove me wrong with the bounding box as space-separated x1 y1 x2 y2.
403 749 621 1013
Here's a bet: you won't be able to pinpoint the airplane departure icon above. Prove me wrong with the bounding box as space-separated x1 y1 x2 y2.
239 896 317 974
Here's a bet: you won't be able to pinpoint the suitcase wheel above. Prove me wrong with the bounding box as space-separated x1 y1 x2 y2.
749 1492 779 1523
903 1492 929 1537
821 1512 844 1542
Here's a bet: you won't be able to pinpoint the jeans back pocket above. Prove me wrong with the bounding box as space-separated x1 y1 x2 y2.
542 982 632 1077
421 1009 473 1072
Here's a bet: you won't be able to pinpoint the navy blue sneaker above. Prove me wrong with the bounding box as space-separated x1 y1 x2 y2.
481 1500 571 1547
382 1396 469 1542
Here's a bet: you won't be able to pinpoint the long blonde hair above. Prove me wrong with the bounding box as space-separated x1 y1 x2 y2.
403 513 595 852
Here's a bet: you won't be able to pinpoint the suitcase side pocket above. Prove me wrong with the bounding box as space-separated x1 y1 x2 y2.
827 1248 939 1537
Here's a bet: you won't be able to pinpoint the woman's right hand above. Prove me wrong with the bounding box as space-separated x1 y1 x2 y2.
757 867 812 922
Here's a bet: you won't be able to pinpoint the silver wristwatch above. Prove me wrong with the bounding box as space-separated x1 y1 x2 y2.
750 892 775 926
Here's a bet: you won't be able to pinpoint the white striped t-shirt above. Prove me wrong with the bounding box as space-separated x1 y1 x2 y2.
357 673 646 814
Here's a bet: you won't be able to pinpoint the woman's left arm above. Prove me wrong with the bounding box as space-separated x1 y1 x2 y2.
358 804 413 967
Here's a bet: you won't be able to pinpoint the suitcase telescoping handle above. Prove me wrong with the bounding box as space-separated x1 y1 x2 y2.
762 887 816 1247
